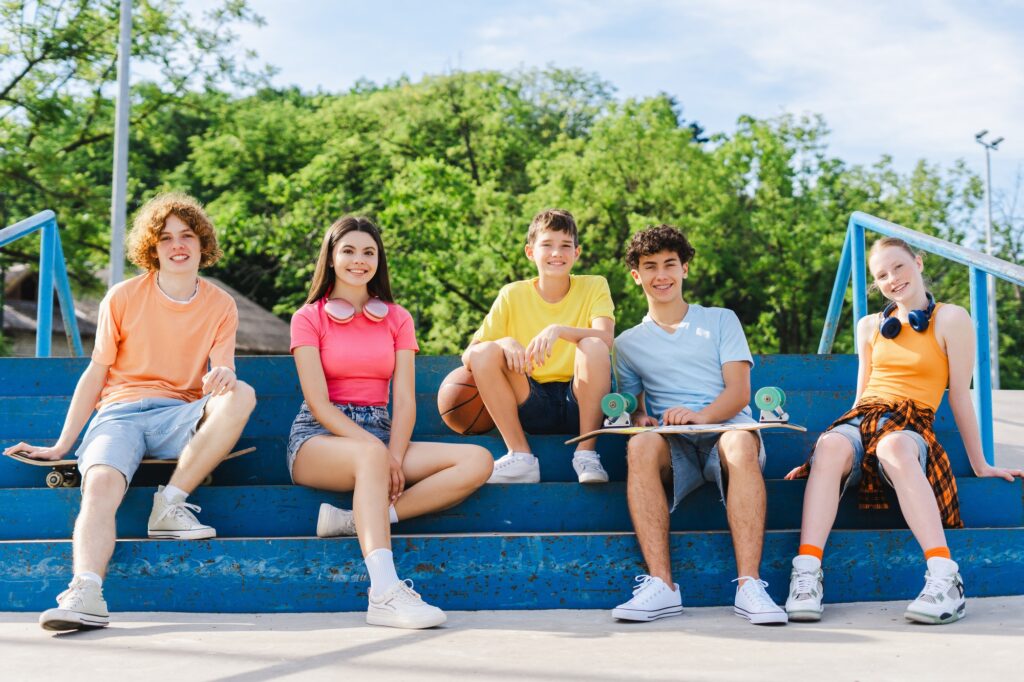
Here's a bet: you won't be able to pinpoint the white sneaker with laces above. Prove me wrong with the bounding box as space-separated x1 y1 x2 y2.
572 450 609 484
611 575 683 621
39 577 110 631
148 486 216 540
317 503 357 537
904 557 966 624
785 555 824 621
734 577 788 625
486 451 540 484
366 579 447 629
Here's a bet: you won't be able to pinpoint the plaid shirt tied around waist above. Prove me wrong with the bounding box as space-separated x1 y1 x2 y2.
792 397 963 529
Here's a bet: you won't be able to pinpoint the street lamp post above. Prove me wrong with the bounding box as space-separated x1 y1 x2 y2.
974 130 1003 390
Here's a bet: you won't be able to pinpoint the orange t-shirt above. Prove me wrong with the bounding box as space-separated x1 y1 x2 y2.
860 304 948 411
92 272 238 408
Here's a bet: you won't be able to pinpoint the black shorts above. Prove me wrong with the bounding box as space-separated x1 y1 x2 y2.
517 378 580 434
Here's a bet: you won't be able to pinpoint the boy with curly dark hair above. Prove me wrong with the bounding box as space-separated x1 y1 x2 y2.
610 224 787 625
5 193 256 631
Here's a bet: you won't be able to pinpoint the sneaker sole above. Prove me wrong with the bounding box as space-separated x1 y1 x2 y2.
734 606 789 625
366 611 447 629
147 528 216 540
577 473 609 484
39 608 109 631
486 474 541 484
611 605 683 622
904 602 966 624
786 609 823 622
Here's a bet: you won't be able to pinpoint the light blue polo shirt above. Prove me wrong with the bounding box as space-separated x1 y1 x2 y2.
613 304 753 422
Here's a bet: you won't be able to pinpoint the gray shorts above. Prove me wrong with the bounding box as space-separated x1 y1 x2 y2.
665 414 767 512
286 401 392 481
75 395 212 487
812 414 928 495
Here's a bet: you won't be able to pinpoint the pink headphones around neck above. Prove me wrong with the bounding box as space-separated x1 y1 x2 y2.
324 297 389 324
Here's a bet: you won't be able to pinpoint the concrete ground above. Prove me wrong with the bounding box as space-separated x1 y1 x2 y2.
2 391 1022 681
1 598 1022 681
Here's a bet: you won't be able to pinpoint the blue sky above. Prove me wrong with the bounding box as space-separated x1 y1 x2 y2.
184 0 1024 235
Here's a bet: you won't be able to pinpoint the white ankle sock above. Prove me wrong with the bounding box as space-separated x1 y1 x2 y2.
365 548 400 596
388 505 399 524
76 571 103 587
162 485 188 502
574 449 599 458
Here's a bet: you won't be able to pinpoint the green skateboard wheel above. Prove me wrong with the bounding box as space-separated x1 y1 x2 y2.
601 393 627 419
621 392 638 414
755 386 786 411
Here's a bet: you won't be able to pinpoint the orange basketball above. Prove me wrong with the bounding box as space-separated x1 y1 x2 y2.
437 366 495 435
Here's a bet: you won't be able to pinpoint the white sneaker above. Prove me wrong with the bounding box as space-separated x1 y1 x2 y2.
317 503 357 538
611 575 683 621
734 577 788 625
366 579 447 629
572 450 609 484
148 487 216 540
905 558 966 624
785 555 824 621
487 451 540 484
39 577 110 631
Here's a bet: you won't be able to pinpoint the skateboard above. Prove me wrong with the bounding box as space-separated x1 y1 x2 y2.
564 421 806 445
4 447 256 488
567 385 802 444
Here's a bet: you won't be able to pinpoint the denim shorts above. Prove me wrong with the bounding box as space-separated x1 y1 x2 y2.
812 414 928 495
286 401 392 480
517 378 580 434
665 414 767 512
75 395 212 487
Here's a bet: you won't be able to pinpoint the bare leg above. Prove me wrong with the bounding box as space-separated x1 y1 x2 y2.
718 431 766 581
626 433 675 588
393 442 494 520
73 466 126 578
572 337 611 452
464 342 532 452
169 382 256 492
876 433 947 550
292 436 391 557
798 434 855 548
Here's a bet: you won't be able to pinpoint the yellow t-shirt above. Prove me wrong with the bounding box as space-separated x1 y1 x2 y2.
471 275 614 383
92 272 239 408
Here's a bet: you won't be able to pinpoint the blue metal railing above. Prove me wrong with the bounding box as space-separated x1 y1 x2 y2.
819 211 1024 465
0 210 83 356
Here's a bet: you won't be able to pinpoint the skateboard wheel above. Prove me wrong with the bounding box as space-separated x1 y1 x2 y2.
62 470 80 488
755 386 785 411
601 393 627 419
621 392 638 414
45 471 63 489
201 474 214 486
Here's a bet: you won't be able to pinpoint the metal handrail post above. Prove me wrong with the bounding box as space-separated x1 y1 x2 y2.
53 228 84 356
818 228 853 353
35 219 55 356
969 266 995 465
850 220 868 346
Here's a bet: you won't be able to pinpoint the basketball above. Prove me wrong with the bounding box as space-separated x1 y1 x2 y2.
437 366 495 435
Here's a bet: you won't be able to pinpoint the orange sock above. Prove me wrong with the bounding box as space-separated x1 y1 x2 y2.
924 546 951 561
798 544 824 560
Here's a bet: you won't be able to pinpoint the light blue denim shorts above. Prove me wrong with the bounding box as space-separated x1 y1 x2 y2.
666 414 767 511
75 395 212 486
812 414 928 495
286 401 392 481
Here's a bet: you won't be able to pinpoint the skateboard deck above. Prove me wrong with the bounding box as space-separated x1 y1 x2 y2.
4 447 256 488
565 422 806 445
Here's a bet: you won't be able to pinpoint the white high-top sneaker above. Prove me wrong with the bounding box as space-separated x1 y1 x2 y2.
148 486 216 540
39 577 110 631
785 555 825 622
905 557 966 624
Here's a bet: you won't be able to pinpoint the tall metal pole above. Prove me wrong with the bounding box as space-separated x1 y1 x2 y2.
108 0 132 287
982 144 1000 389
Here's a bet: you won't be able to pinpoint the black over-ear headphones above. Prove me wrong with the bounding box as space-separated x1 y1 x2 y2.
879 292 935 339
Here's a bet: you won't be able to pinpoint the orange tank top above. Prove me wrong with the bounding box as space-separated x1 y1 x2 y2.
860 303 948 411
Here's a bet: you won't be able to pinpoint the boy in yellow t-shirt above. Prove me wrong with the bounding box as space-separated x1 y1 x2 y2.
462 209 614 484
4 193 256 631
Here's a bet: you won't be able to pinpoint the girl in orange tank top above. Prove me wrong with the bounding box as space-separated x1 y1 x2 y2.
784 237 1023 626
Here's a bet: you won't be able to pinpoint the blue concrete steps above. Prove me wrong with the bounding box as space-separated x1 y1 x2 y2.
3 528 1023 612
1 479 1019 540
